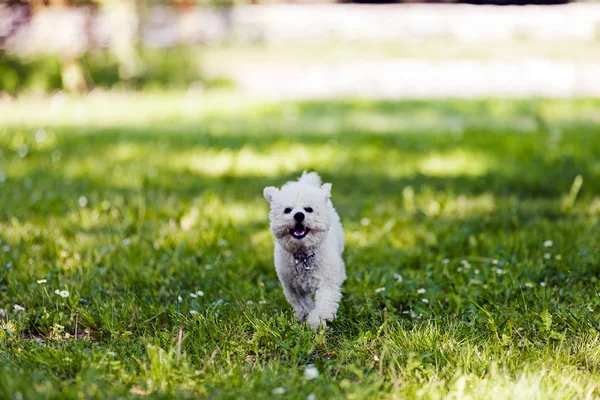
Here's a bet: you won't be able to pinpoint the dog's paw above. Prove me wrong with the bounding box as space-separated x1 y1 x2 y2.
307 314 326 330
307 312 335 330
296 309 308 321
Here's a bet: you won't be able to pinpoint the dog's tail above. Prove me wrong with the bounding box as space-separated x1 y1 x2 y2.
298 171 322 187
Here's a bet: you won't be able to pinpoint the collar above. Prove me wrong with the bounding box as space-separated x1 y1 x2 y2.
292 251 315 271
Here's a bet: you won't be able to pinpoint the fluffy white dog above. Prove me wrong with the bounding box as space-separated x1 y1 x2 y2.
263 171 346 329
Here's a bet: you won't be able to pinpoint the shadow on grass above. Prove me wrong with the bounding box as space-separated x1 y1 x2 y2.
1 98 598 227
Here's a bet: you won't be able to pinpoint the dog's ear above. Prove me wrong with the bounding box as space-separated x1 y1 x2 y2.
263 186 279 203
321 183 332 199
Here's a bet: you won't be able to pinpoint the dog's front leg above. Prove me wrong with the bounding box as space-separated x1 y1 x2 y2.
307 282 342 329
282 282 310 321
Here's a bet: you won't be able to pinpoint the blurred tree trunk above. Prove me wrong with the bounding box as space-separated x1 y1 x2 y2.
106 0 142 81
30 0 89 93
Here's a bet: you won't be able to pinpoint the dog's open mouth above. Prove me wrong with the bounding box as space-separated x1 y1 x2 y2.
289 224 310 239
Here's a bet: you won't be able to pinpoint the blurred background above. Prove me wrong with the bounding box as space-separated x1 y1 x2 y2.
1 0 600 99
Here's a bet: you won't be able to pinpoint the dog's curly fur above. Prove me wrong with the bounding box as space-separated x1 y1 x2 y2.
263 172 346 329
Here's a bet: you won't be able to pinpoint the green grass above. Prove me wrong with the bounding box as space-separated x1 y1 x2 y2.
0 93 599 399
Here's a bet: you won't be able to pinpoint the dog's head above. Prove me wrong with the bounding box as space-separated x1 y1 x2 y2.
263 181 332 252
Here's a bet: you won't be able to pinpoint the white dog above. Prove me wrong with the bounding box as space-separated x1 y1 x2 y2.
263 171 346 329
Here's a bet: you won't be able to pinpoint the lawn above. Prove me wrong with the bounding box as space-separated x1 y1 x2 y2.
0 93 599 399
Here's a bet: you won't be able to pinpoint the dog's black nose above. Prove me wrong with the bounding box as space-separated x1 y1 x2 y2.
294 212 305 222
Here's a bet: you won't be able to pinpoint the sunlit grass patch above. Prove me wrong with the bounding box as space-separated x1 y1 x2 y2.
417 149 491 177
176 144 340 178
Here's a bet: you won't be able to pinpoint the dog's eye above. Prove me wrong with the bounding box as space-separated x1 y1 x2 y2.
304 207 313 213
284 208 292 214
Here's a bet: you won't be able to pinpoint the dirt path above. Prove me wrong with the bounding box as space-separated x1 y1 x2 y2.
231 59 600 99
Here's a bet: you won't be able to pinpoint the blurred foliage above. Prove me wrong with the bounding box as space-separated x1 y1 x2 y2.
0 48 234 94
0 52 62 94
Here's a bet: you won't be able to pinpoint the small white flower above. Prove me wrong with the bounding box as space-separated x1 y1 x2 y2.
587 306 594 313
474 269 480 275
59 290 69 298
422 298 429 304
204 264 213 270
495 268 504 275
543 253 551 260
177 295 183 303
17 144 29 158
37 279 47 284
63 357 72 363
246 300 253 305
0 308 5 317
543 240 553 247
457 267 463 272
442 258 449 264
190 310 199 315
35 128 47 143
307 394 316 400
360 218 371 226
190 293 197 298
54 289 60 294
122 238 132 246
483 284 488 289
259 300 268 304
492 259 498 265
375 287 386 293
303 365 319 380
218 239 227 247
78 196 88 208
525 282 533 288
13 304 25 313
373 355 380 361
196 290 204 297
417 288 426 294
272 387 286 395
393 273 403 283
555 255 562 260
540 282 547 287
